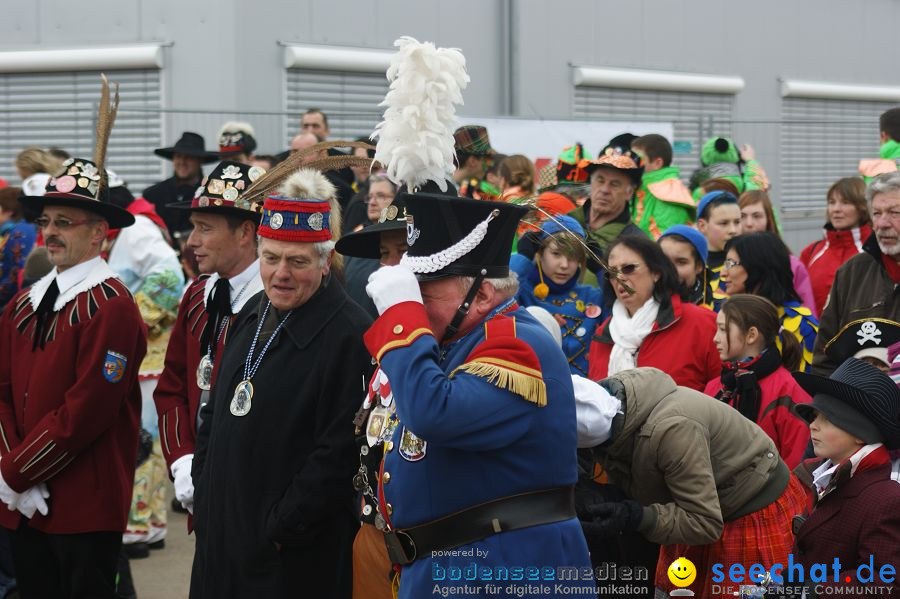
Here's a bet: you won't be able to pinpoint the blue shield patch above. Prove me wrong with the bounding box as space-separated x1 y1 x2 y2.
103 350 127 383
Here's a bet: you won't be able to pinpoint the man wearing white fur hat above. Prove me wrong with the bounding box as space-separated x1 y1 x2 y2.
188 167 372 599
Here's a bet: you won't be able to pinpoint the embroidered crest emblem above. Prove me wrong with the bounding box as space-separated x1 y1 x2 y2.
406 215 420 247
103 350 127 383
857 321 882 345
398 426 426 462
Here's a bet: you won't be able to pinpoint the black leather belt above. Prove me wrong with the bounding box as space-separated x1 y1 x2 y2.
383 486 576 565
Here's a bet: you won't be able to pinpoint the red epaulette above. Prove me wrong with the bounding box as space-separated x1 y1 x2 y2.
449 314 547 407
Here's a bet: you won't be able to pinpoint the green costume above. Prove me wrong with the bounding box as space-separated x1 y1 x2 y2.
859 139 900 183
692 137 769 200
633 166 695 238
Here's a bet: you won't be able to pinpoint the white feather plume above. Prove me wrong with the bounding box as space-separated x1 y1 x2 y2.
373 36 469 193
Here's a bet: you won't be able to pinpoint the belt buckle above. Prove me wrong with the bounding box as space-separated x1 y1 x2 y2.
384 530 417 565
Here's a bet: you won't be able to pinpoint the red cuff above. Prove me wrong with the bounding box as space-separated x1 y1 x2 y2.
363 302 433 363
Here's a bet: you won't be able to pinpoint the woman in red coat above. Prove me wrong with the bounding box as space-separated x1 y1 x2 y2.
800 177 873 315
703 295 812 469
588 235 721 390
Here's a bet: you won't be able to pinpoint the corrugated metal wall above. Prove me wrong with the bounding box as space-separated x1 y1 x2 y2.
0 69 162 192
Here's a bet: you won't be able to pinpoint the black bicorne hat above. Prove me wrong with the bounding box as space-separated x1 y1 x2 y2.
399 192 526 281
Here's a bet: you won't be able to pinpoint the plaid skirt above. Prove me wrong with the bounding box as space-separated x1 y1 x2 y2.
654 474 807 599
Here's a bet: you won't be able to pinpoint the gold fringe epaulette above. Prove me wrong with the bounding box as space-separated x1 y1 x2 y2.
450 358 547 407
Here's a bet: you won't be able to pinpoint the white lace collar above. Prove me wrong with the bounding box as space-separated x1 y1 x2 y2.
29 256 118 312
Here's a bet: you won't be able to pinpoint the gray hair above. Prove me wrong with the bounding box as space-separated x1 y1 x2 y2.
256 237 335 268
866 172 900 204
457 272 519 299
367 174 397 192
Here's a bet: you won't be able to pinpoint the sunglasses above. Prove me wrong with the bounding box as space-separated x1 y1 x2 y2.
34 217 100 230
603 263 642 280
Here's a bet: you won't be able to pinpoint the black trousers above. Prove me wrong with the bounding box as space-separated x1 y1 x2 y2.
9 522 121 599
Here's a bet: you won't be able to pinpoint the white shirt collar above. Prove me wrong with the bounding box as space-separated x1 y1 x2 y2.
29 256 117 312
812 442 883 496
203 259 263 314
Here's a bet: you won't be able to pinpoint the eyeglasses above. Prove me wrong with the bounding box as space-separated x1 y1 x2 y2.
34 217 100 230
722 258 742 270
604 263 642 280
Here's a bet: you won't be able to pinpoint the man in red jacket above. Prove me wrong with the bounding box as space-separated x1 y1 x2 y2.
153 160 264 516
0 157 147 598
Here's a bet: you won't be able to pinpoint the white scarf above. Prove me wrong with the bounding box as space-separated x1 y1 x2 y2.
607 297 660 376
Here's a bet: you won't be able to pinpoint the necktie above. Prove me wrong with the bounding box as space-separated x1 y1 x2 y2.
33 279 60 351
200 278 232 355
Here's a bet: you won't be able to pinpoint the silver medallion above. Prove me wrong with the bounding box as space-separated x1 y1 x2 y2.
374 513 387 531
230 380 254 416
196 354 213 391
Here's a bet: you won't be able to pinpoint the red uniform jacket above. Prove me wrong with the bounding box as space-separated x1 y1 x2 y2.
703 365 812 469
588 294 721 391
800 223 872 315
153 276 232 468
0 265 146 534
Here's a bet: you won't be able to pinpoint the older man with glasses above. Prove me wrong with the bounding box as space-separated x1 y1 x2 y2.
813 171 900 375
0 156 146 598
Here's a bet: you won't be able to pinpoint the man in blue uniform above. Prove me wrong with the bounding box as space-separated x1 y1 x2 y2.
363 191 595 598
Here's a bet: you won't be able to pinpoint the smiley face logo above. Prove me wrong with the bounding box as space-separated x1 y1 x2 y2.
668 558 697 588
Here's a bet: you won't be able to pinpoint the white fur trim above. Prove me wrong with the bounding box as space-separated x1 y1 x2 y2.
29 259 118 313
277 169 336 201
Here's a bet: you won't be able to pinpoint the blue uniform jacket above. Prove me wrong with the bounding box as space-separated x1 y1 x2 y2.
364 298 595 599
510 254 604 377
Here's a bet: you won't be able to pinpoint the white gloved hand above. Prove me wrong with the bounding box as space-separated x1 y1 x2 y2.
15 484 49 519
0 459 20 510
171 454 195 508
366 265 423 316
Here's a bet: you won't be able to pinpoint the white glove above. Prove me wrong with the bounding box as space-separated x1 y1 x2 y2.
15 484 49 519
0 459 20 510
366 265 423 316
171 454 194 511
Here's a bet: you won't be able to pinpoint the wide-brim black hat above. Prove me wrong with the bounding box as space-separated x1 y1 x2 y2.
21 193 135 229
168 160 266 222
19 158 135 228
794 357 900 449
154 132 219 163
335 195 408 259
400 190 526 281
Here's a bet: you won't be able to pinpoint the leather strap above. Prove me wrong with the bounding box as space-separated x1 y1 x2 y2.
383 486 575 565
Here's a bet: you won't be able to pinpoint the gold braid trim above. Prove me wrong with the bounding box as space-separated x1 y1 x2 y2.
450 359 547 407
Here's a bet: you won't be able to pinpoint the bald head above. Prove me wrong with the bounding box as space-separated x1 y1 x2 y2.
290 133 324 164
